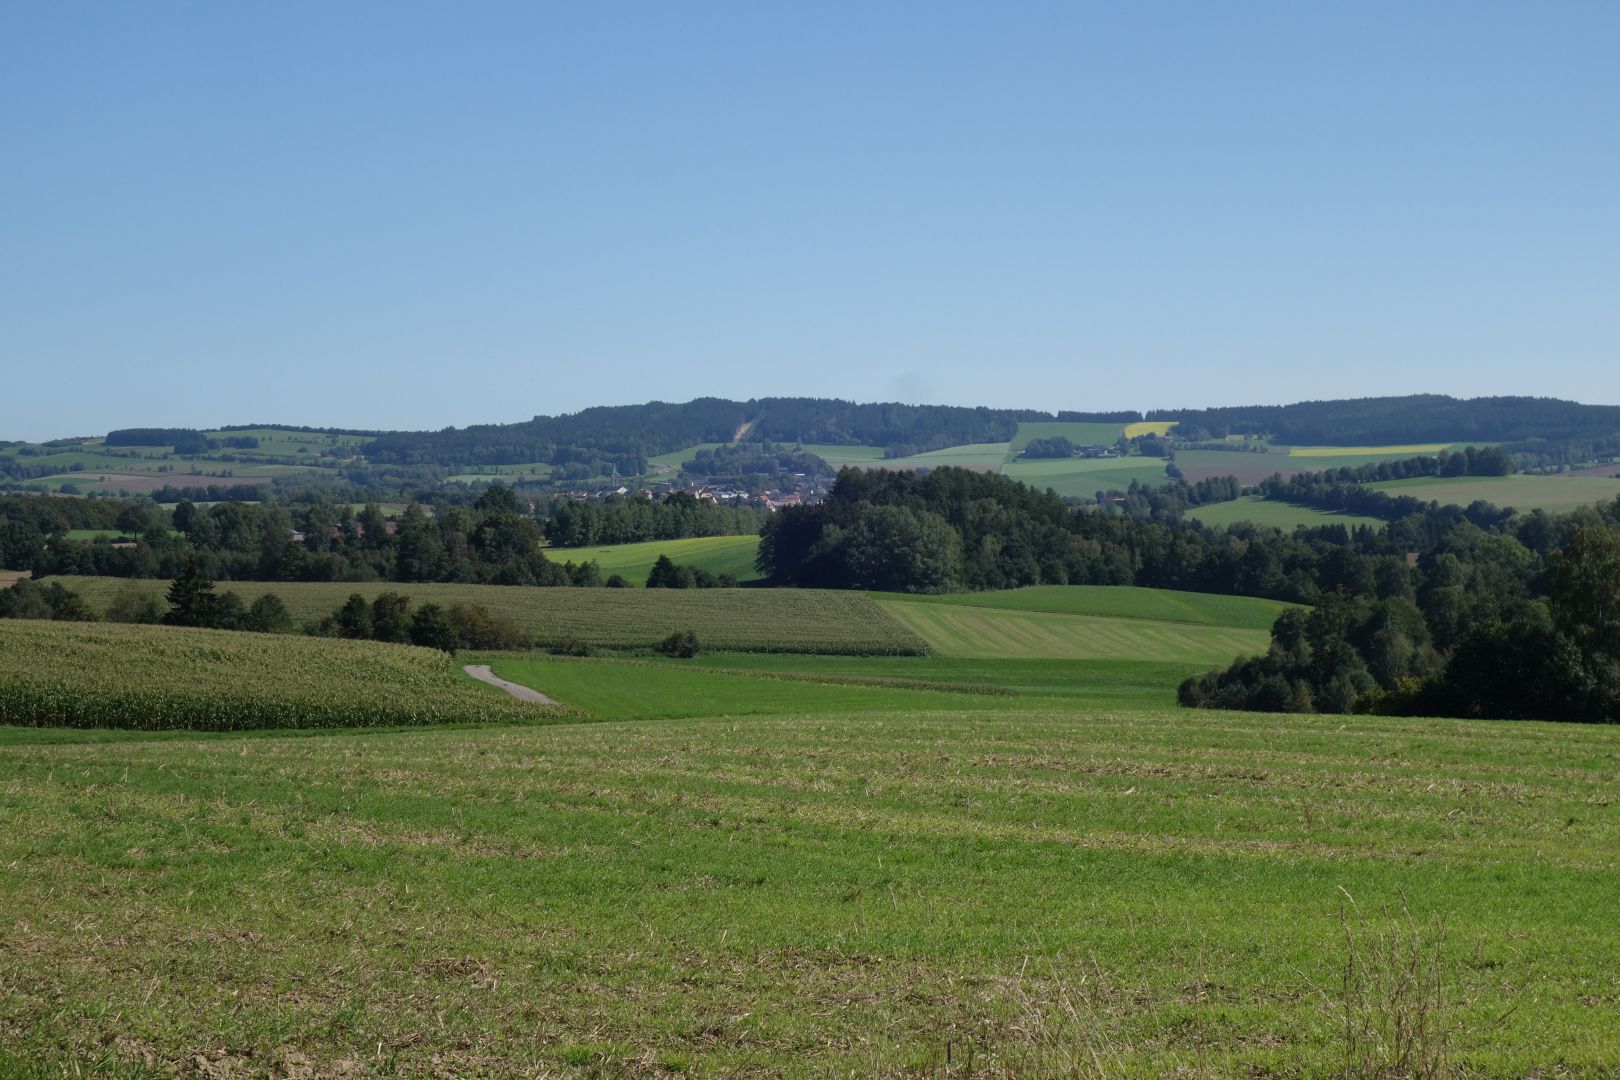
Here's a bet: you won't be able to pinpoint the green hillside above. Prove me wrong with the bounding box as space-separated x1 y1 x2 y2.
55 577 927 655
879 584 1293 630
878 596 1271 662
548 534 762 584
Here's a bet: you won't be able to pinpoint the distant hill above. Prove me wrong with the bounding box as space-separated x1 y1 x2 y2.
1153 394 1620 447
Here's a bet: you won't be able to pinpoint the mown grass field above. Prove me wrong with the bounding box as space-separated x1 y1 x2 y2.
546 534 762 585
3 705 1617 1075
1367 474 1620 514
1002 455 1170 497
1172 446 1473 486
878 596 1271 663
877 442 1015 470
445 462 554 484
877 584 1294 631
55 577 929 655
1186 494 1386 530
1011 421 1128 449
646 443 728 471
796 443 889 469
0 619 554 731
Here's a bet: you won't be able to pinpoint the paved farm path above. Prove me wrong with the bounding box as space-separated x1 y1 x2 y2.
463 664 558 705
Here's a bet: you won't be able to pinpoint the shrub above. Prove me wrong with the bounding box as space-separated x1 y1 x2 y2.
654 629 701 658
409 603 460 654
447 602 530 650
106 586 163 624
243 593 295 634
553 635 594 657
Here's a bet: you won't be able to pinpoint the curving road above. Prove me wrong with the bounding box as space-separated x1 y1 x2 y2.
463 664 558 705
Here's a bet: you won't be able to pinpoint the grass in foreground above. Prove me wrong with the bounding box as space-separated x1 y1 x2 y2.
489 653 1206 718
1 707 1616 1075
0 619 556 730
54 578 931 655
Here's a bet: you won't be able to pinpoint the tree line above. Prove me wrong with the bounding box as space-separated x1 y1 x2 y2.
1152 394 1620 447
543 492 767 547
1179 525 1620 723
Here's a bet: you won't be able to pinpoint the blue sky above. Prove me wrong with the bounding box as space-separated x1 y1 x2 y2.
2 2 1616 440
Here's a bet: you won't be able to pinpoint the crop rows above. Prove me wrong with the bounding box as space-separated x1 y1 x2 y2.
0 620 555 731
59 577 933 655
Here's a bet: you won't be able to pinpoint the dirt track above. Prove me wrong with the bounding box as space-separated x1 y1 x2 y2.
463 664 558 705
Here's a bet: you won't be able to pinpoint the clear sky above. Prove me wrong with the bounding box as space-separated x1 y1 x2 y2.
2 2 1616 441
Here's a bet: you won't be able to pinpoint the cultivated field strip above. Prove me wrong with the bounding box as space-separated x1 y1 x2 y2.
0 619 558 730
883 584 1292 630
57 577 932 655
879 599 1270 662
1 708 1617 1074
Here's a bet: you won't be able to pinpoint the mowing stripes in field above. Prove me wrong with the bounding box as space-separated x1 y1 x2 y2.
57 577 931 655
877 599 1269 663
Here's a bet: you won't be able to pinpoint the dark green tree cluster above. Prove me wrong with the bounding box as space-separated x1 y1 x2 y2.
1099 477 1242 520
683 442 828 484
654 629 701 658
313 591 527 653
1181 524 1620 723
544 492 767 547
0 578 97 621
1155 395 1620 447
645 555 737 589
163 559 295 633
1020 436 1078 459
28 487 606 588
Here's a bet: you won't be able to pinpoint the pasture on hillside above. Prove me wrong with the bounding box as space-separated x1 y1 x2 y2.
546 534 762 585
875 442 1014 470
795 443 890 469
56 577 929 655
1186 494 1386 530
1001 455 1170 497
3 706 1617 1075
1172 445 1474 485
877 595 1272 663
876 584 1293 630
1010 420 1128 449
1366 474 1620 514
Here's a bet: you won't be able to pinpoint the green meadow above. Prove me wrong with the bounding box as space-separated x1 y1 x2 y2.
1186 494 1386 530
1367 474 1620 515
879 597 1271 663
1010 420 1129 449
6 581 1620 1074
1001 455 1171 498
794 443 889 469
54 577 929 655
547 533 763 585
3 698 1618 1075
877 583 1294 630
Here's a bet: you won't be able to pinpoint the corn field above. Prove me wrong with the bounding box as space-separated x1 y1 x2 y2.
58 577 933 655
0 619 557 731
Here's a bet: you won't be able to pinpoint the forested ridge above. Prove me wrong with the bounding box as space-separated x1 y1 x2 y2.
1154 394 1620 446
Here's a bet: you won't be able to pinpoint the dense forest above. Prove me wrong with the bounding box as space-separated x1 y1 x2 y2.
543 493 768 547
759 465 1620 722
1153 395 1620 447
9 487 610 587
358 399 1133 469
